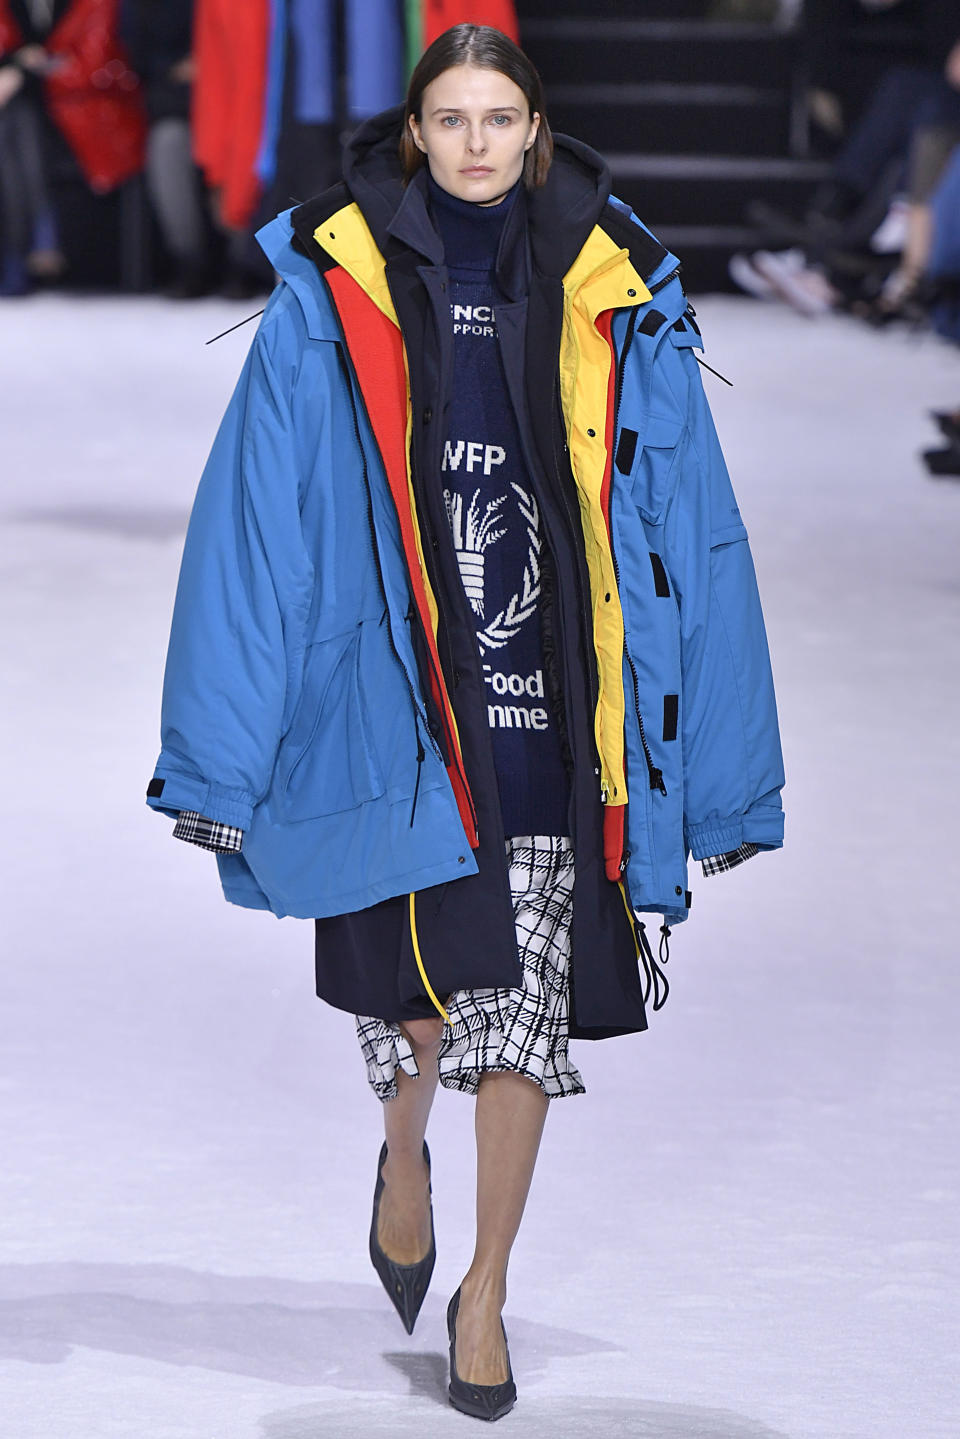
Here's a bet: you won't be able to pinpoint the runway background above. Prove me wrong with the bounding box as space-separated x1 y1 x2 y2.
1 290 958 1437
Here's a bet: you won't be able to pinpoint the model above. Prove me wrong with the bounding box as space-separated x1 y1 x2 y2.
147 24 785 1422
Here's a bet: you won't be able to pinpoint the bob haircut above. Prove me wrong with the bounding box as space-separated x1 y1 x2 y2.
399 24 554 189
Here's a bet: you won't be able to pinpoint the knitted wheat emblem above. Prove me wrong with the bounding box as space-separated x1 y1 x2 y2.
444 489 508 619
444 483 542 651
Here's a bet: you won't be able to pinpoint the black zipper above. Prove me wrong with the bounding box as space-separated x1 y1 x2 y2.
648 263 682 297
610 308 667 799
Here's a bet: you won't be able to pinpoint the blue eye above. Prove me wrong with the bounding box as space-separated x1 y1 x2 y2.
490 115 510 125
441 115 462 127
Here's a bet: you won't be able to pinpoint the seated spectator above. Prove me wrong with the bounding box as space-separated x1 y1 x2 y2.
731 10 960 319
0 3 66 295
0 0 145 297
120 0 212 298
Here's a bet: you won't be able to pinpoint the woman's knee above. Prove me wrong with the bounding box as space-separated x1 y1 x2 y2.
399 1017 444 1052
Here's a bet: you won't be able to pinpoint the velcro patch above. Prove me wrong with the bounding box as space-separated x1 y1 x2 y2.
649 552 670 597
662 694 679 742
637 309 666 337
615 428 638 475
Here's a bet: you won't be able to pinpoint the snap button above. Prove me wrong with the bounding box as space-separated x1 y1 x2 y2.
604 592 611 602
458 856 466 864
423 407 432 424
627 288 636 297
431 537 439 550
675 885 683 895
586 428 596 438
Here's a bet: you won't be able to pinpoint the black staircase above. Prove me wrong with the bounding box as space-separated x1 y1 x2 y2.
519 0 831 291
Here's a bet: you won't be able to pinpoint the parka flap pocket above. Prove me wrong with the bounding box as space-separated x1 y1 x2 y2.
278 627 385 820
644 413 684 450
710 519 749 548
619 411 685 525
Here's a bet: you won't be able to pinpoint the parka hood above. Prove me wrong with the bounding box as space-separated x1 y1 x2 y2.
273 104 674 302
341 103 616 281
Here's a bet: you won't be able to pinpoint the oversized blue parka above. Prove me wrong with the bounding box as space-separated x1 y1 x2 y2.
147 108 785 1036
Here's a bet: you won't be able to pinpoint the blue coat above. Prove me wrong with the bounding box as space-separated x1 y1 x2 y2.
147 118 784 1028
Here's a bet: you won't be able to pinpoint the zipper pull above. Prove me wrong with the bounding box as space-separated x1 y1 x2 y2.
619 849 631 875
409 732 426 828
649 767 667 796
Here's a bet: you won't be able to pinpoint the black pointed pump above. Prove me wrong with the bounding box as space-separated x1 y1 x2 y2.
369 1140 436 1335
446 1286 518 1422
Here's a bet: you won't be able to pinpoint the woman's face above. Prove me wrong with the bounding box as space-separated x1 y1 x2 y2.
408 64 540 206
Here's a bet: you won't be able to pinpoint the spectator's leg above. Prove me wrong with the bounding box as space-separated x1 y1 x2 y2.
824 66 941 210
9 94 62 276
0 98 39 261
146 117 209 294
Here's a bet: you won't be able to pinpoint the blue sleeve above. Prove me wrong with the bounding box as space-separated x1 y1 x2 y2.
146 288 314 829
663 349 785 861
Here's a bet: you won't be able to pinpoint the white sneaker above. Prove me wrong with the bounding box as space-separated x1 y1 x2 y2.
728 252 775 299
750 249 839 317
870 197 909 254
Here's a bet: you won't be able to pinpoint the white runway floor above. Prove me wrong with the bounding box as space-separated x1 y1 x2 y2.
2 291 959 1439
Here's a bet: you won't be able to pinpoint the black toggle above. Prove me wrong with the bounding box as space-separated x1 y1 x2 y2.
659 924 672 967
147 778 165 798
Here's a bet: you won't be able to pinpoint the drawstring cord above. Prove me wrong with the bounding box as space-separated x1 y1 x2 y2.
408 893 450 1024
694 354 733 387
205 309 265 345
409 731 425 828
636 921 671 1012
659 924 672 967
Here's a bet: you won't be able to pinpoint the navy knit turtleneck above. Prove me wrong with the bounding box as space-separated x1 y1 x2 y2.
427 172 518 281
426 170 570 839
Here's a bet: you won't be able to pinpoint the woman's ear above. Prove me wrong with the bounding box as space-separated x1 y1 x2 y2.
524 111 541 152
408 114 427 154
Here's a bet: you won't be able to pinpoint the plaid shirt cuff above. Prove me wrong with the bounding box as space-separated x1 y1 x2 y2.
173 810 244 854
700 841 759 878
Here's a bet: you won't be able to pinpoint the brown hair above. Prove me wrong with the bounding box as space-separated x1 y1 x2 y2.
399 24 553 189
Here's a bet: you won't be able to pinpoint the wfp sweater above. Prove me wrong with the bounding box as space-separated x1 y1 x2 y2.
428 174 570 837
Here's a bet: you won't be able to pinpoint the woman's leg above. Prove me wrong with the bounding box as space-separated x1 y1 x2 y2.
454 1070 549 1384
376 1016 443 1264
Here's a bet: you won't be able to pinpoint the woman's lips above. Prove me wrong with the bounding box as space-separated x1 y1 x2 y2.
461 166 492 175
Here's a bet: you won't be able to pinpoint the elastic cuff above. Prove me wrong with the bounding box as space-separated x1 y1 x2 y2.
146 771 255 829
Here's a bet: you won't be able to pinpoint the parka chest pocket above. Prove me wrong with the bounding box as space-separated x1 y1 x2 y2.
279 626 385 820
615 411 685 525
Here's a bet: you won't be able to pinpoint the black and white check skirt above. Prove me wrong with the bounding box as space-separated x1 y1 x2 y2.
355 835 585 1102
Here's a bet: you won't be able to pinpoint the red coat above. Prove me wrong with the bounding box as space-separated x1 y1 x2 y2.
191 0 269 231
0 0 145 193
